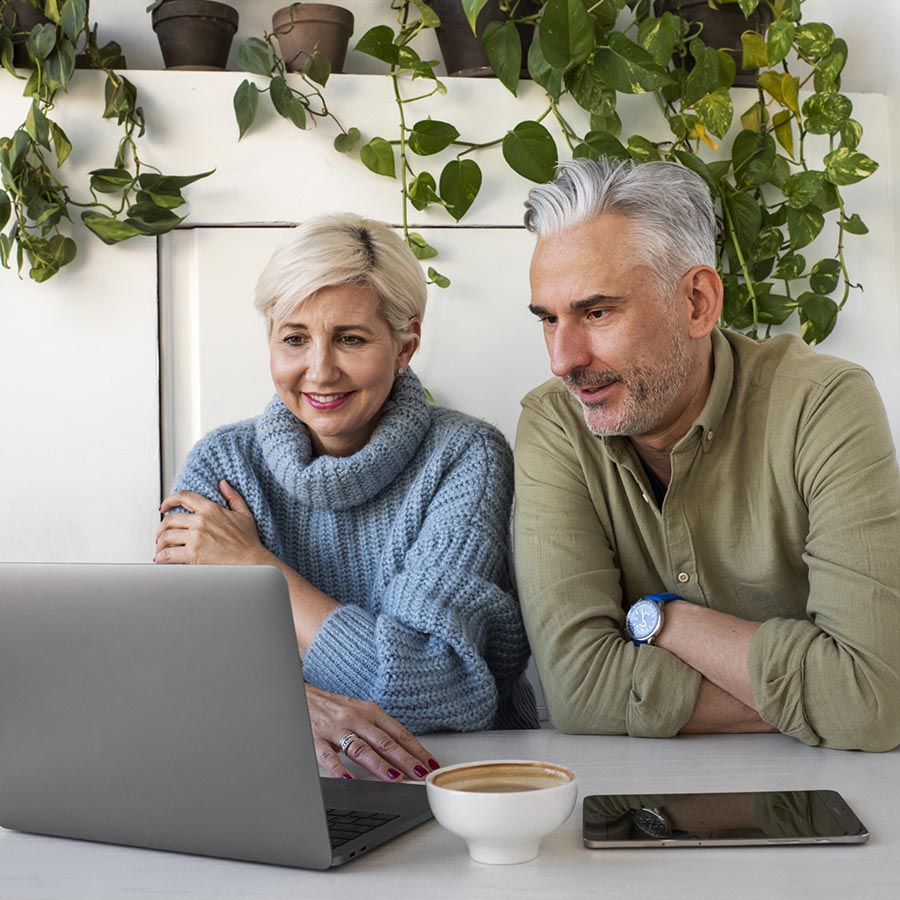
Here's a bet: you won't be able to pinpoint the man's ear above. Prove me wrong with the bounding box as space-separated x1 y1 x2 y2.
681 266 723 340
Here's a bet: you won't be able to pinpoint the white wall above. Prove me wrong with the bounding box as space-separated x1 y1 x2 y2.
1 1 899 563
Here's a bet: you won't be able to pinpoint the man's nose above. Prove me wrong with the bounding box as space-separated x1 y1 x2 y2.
549 322 593 379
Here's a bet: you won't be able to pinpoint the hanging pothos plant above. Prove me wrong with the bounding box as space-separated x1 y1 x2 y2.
233 0 877 344
0 0 210 282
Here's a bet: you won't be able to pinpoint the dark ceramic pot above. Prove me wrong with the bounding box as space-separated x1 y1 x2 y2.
272 3 354 74
152 0 240 70
428 0 535 78
0 0 51 67
655 0 774 87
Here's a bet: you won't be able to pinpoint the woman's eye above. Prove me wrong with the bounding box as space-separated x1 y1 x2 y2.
283 334 307 346
339 335 365 346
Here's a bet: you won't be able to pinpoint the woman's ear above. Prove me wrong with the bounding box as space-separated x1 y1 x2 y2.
398 318 422 368
682 266 723 340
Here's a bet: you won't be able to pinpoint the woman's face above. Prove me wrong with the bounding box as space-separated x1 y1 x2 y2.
268 283 418 457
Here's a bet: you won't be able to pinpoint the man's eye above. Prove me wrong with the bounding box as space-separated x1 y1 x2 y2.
588 308 606 319
539 316 557 327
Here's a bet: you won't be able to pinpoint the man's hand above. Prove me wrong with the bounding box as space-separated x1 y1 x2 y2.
155 480 270 566
306 685 440 782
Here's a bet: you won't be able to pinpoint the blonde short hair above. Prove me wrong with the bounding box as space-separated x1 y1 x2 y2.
254 212 427 342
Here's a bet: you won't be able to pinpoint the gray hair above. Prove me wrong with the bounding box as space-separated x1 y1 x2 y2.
523 158 717 292
254 212 427 343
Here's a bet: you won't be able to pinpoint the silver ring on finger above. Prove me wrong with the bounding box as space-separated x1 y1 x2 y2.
338 731 360 755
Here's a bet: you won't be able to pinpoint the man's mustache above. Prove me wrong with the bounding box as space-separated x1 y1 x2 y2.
564 370 623 391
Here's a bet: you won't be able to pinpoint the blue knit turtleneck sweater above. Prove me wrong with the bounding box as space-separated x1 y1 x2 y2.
173 370 538 733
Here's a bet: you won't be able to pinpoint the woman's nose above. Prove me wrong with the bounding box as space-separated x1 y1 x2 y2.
306 341 339 383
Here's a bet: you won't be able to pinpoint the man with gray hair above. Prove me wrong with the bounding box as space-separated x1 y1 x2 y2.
514 157 900 751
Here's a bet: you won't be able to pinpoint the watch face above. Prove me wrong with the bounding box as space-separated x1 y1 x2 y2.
632 808 669 838
626 599 661 641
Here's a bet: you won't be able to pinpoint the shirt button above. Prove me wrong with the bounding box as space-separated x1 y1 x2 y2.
706 430 714 441
677 572 690 584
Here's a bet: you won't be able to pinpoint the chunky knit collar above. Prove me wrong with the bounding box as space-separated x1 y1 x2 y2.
256 370 431 510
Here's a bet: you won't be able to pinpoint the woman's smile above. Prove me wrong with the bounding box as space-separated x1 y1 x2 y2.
303 390 355 411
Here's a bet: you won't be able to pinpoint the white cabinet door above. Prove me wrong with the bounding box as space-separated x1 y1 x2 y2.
159 226 550 491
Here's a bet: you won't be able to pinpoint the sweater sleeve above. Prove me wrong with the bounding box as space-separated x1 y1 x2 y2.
513 396 701 737
300 425 534 734
747 367 900 751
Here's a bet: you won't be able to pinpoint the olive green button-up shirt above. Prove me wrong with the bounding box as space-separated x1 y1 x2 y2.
514 328 900 751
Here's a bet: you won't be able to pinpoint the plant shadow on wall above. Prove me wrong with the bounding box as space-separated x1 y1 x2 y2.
0 0 210 282
234 0 876 345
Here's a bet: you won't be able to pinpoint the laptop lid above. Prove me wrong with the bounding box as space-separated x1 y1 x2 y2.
0 563 430 869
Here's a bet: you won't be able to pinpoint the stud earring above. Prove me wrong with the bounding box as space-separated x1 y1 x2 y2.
396 366 406 377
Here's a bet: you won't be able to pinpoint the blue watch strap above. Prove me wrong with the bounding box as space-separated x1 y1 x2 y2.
642 592 682 604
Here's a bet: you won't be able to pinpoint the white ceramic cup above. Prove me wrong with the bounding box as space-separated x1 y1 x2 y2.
425 759 577 865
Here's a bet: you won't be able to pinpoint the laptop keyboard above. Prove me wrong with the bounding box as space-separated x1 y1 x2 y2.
326 807 400 848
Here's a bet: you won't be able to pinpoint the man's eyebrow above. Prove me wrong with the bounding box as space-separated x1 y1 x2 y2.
528 294 625 317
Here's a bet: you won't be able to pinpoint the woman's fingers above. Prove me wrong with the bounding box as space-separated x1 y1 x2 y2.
340 726 428 782
159 490 215 515
219 479 252 514
313 738 354 781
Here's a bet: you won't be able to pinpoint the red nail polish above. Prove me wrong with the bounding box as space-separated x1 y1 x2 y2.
387 768 401 780
414 765 428 778
428 758 440 771
342 773 354 780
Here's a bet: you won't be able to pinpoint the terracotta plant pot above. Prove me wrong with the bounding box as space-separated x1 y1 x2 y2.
655 0 773 87
272 3 354 75
152 0 240 71
428 0 535 78
0 0 51 67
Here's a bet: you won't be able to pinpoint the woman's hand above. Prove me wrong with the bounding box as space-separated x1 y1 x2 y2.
155 479 270 566
306 684 440 783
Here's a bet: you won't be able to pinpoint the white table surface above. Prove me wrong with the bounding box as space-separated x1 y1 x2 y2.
1 729 896 899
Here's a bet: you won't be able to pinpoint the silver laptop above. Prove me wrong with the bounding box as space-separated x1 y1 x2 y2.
0 563 432 868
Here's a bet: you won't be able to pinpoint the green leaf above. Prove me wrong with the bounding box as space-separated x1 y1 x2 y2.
527 35 563 102
355 25 400 66
766 19 795 66
626 135 660 163
824 147 878 186
26 22 57 61
360 137 396 178
799 292 838 344
736 0 761 14
333 127 361 153
695 89 733 138
683 39 720 106
502 121 558 183
408 171 440 211
741 31 768 70
538 0 594 70
0 190 10 231
24 101 50 150
574 131 629 162
731 129 776 187
303 52 331 87
408 119 460 156
794 22 834 58
595 32 673 95
565 60 611 115
125 202 186 235
756 290 795 326
81 211 143 245
839 118 863 151
775 252 805 280
48 233 76 266
842 213 868 236
233 80 259 139
717 48 736 89
637 13 677 68
135 189 183 210
427 266 451 289
89 167 135 194
411 0 441 29
440 159 482 221
752 227 783 262
238 37 272 76
802 92 852 135
809 258 841 295
787 206 825 250
815 38 847 93
138 171 214 192
270 76 307 129
772 109 794 159
783 170 825 210
726 191 762 255
461 0 490 34
482 20 521 95
674 150 718 192
406 232 438 260
60 0 87 42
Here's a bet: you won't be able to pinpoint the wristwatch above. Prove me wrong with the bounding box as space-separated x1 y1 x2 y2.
631 807 671 839
624 593 682 645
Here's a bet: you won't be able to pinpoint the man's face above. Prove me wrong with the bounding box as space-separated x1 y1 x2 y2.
529 214 695 440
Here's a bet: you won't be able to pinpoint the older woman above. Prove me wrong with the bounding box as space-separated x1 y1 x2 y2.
155 212 537 782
